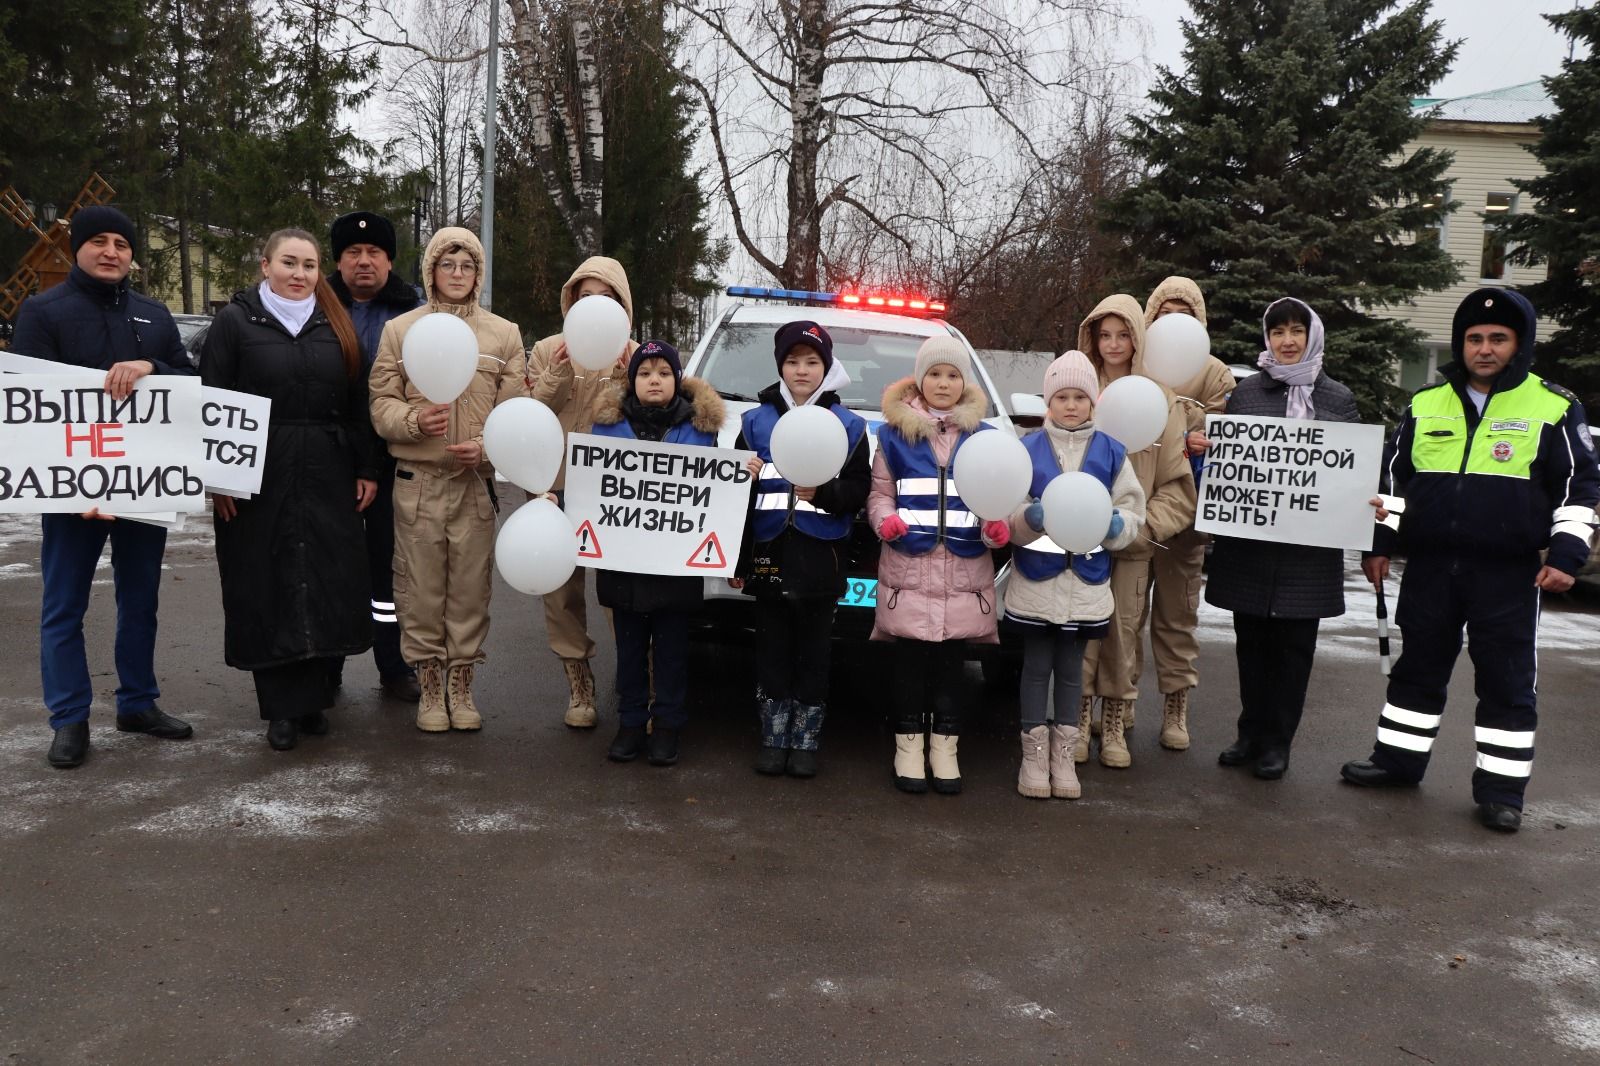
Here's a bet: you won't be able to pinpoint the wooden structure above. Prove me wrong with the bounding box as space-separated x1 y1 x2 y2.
0 173 116 322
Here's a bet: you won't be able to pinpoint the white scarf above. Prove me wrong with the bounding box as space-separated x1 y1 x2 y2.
258 280 316 336
779 358 853 409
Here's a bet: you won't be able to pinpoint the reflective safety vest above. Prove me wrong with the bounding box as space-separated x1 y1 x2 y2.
876 421 991 558
1409 373 1571 480
1012 429 1124 584
741 401 868 542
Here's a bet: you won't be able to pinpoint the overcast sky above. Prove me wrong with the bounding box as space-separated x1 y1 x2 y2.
1126 0 1586 100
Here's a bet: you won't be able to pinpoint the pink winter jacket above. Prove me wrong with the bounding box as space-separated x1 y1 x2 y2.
867 378 1000 645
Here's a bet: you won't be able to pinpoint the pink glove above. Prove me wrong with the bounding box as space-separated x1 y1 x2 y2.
982 519 1010 548
878 514 909 542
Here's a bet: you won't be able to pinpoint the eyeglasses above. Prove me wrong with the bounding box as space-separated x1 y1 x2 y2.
437 259 478 276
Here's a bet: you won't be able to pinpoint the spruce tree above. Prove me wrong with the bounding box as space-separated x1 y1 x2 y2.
1101 0 1459 421
1502 5 1600 416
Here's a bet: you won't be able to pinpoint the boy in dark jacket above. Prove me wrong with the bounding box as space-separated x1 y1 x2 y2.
589 341 725 766
732 322 871 777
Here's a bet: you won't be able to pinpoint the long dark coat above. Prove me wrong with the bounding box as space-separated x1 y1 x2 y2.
1204 369 1361 619
200 287 383 670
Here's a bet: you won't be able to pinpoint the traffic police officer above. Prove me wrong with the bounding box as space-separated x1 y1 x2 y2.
1341 287 1600 831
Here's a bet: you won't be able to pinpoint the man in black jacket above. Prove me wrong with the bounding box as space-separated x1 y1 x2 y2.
9 206 198 768
1341 288 1600 831
327 211 422 701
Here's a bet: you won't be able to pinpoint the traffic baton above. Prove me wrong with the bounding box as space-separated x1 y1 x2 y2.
1375 580 1392 676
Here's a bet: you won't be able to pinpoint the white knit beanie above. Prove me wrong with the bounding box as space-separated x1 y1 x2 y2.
913 335 972 386
1043 350 1098 403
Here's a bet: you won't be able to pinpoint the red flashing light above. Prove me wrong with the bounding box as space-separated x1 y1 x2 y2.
929 301 947 313
840 294 861 305
909 300 928 310
887 298 906 308
866 296 886 307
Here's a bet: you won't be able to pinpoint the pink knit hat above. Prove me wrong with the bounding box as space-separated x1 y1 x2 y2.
1043 350 1098 403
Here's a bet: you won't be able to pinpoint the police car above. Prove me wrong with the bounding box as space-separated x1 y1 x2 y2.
683 286 1024 679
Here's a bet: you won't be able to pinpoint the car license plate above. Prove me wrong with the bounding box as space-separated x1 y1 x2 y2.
838 578 877 608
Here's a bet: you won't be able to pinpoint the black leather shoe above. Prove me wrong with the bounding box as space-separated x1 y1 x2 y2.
298 710 330 735
1477 803 1522 833
1218 737 1259 767
1339 759 1415 787
786 749 818 778
607 724 648 762
647 727 680 767
48 722 90 768
267 719 298 751
1253 749 1289 780
754 747 788 776
380 673 421 703
116 706 193 740
328 660 345 689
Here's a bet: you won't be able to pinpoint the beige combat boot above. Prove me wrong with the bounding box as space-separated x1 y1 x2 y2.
1099 698 1131 769
1049 722 1082 799
893 732 928 794
1160 688 1191 751
416 660 448 732
446 663 482 731
1017 726 1051 799
1074 695 1093 764
562 658 597 729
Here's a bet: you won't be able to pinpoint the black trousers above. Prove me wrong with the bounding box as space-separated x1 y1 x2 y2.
1369 554 1541 808
254 658 338 721
365 458 408 678
1231 613 1320 752
755 596 836 705
893 638 966 735
613 608 690 729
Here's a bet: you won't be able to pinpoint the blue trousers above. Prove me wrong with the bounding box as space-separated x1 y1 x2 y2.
612 608 690 729
39 513 166 729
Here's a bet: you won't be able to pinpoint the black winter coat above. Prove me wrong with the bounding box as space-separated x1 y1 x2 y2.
10 266 196 375
329 271 421 369
1204 369 1360 619
734 384 873 600
200 287 384 669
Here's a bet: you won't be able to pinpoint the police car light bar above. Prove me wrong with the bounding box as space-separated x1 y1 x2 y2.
726 286 946 315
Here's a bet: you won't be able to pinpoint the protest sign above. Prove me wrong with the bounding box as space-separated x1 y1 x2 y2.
0 350 270 497
562 432 756 577
0 374 206 514
1195 414 1385 551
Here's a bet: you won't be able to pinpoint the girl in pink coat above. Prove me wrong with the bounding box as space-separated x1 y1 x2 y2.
869 336 1010 794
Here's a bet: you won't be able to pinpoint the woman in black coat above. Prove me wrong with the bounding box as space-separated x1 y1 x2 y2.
1203 297 1360 780
200 228 382 751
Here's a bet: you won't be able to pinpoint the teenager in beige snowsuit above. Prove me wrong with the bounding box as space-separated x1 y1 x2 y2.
369 227 528 732
1077 294 1197 768
525 257 640 729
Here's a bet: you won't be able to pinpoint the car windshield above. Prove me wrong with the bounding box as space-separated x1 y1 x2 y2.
697 320 997 416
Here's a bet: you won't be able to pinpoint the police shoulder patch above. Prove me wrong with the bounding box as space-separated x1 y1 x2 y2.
1577 419 1596 456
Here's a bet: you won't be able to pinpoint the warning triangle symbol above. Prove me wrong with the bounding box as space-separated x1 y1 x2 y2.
685 531 726 569
575 520 603 559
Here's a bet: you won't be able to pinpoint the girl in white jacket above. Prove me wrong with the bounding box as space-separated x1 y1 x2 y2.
1005 352 1146 799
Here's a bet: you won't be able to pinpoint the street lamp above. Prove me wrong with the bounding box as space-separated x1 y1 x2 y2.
412 174 436 285
39 203 58 225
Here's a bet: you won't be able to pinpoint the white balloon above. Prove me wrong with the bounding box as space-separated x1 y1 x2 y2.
769 405 848 488
1041 471 1114 554
495 498 578 596
952 430 1032 521
1143 313 1211 389
483 398 565 495
401 312 479 404
1096 375 1168 452
563 295 631 371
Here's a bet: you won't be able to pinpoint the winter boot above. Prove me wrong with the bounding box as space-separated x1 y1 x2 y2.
1160 688 1191 751
446 663 482 731
1074 695 1093 764
755 697 791 776
1017 726 1051 799
562 658 597 729
928 733 962 794
415 661 449 733
893 732 928 794
1099 698 1131 769
786 702 825 778
1049 722 1082 799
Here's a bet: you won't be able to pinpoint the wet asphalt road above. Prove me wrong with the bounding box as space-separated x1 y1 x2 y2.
1 513 1598 1064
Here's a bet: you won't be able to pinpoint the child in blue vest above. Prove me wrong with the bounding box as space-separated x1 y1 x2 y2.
732 321 871 777
868 336 1012 794
1006 351 1146 799
588 340 725 767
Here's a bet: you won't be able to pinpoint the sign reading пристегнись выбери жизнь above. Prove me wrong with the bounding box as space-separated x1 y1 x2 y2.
1195 414 1386 551
562 432 756 577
